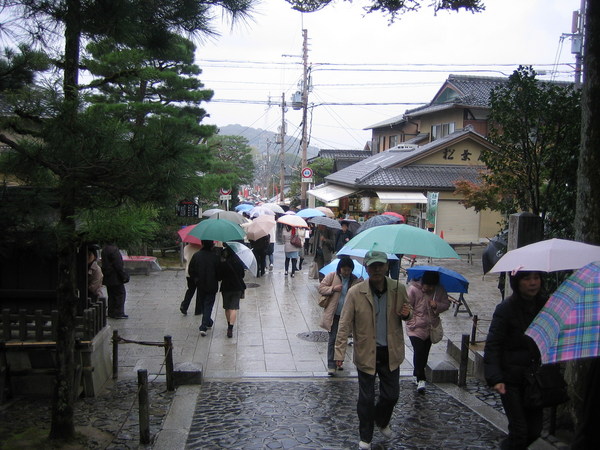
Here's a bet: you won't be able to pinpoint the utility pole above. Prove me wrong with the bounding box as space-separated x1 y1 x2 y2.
300 29 310 209
279 92 286 203
566 0 586 87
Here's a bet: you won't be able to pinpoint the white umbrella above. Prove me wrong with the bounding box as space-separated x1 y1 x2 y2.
208 210 250 225
249 206 276 218
277 214 309 228
260 203 285 214
202 208 224 217
488 238 600 273
316 206 335 218
225 241 257 274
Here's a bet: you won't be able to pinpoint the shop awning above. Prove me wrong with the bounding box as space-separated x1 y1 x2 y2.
376 191 428 204
307 184 358 202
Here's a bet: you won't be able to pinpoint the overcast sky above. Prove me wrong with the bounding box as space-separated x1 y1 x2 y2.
196 0 582 150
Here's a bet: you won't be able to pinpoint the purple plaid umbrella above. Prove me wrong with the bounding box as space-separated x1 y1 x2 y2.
525 261 600 364
356 215 403 234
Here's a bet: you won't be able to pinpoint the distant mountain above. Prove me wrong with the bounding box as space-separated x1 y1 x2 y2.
217 124 320 160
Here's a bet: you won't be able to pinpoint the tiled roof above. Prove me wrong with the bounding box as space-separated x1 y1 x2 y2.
325 127 481 186
364 114 407 130
357 165 484 190
318 149 371 159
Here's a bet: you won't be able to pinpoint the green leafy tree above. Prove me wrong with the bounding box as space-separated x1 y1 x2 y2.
455 66 581 238
0 0 253 440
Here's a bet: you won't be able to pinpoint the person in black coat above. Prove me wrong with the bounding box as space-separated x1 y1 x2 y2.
101 243 129 319
188 240 220 336
484 271 547 449
249 234 269 277
334 221 354 252
218 246 246 338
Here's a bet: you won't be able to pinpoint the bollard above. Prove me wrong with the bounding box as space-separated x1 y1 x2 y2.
458 334 470 387
470 315 478 344
164 336 174 391
112 330 119 379
138 369 150 445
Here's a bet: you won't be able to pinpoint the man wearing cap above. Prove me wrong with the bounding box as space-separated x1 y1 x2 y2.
334 250 412 450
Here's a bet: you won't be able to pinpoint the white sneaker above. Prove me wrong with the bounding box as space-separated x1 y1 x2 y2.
378 425 394 439
269 264 273 271
417 380 426 393
358 440 371 449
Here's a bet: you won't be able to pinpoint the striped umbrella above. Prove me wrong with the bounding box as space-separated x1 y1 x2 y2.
526 261 600 364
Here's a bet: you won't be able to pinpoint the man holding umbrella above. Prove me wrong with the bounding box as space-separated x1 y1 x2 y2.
334 251 412 449
188 240 220 336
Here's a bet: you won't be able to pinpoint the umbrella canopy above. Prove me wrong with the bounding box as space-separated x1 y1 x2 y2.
336 247 399 263
407 265 469 294
235 203 254 212
208 210 249 225
482 231 508 274
342 224 460 259
248 206 276 218
225 241 257 274
382 211 405 222
202 208 224 217
526 261 600 364
260 203 285 214
296 208 326 218
316 206 335 218
488 238 600 274
356 215 403 234
319 258 369 279
188 219 245 242
309 216 342 230
241 216 276 241
177 224 202 245
277 214 309 228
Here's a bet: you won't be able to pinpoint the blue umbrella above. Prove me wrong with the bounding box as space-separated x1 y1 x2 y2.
235 203 254 212
296 208 326 218
319 258 369 279
406 265 469 293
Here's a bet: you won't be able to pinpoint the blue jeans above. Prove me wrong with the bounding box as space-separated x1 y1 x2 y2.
356 346 399 443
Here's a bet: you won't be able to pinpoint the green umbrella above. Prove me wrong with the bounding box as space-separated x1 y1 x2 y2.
341 224 460 259
188 219 245 242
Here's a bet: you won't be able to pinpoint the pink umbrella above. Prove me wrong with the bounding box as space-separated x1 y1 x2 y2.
382 211 405 222
178 224 202 245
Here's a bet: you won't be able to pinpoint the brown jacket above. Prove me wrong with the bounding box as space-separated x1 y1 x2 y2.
317 271 361 332
334 277 411 375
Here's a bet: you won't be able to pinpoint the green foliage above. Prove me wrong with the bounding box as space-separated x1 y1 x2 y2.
77 203 159 251
462 66 581 239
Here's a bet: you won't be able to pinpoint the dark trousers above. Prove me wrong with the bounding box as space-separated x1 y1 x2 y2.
356 346 400 443
500 384 543 449
253 249 267 276
106 284 126 317
284 257 298 274
197 291 216 330
180 276 197 313
327 315 340 369
409 335 432 381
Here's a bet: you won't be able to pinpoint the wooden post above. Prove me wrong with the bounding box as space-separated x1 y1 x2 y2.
470 315 478 344
137 369 150 445
164 335 174 391
458 334 470 387
112 330 119 379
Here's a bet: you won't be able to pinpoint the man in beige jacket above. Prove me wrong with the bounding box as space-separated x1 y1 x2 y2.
334 250 412 450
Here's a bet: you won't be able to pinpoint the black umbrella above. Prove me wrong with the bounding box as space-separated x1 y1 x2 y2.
482 231 508 274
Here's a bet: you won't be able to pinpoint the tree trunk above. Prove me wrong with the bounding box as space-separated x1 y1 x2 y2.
570 0 600 446
50 0 82 440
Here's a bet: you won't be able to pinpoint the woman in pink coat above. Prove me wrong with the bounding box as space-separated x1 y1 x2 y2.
317 256 362 375
406 271 450 393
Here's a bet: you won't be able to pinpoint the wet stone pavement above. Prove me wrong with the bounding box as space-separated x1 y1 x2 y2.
186 379 505 449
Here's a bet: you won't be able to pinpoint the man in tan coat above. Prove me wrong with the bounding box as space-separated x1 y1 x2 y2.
334 250 412 450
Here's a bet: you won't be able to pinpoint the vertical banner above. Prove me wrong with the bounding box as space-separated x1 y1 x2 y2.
426 192 439 232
